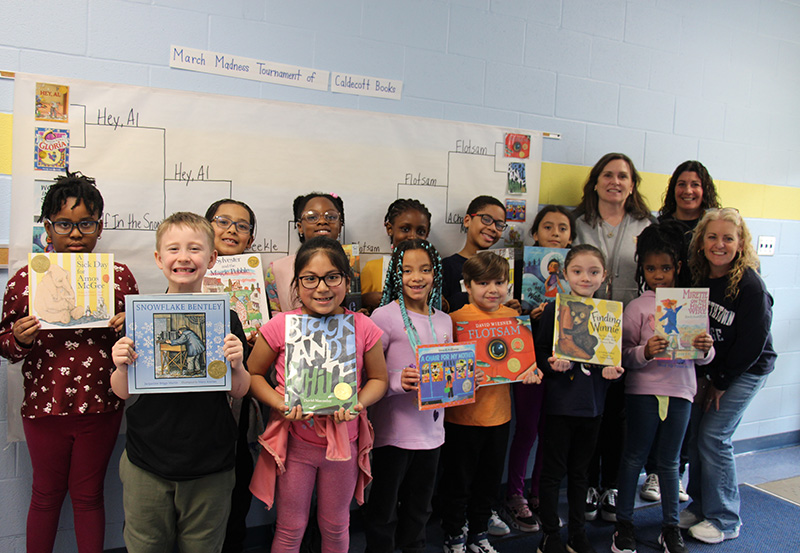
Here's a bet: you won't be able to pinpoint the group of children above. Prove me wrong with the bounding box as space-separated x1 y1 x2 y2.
0 170 774 553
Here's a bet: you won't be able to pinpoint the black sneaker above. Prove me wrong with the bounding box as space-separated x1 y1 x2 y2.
659 525 688 553
600 488 618 522
585 487 600 521
537 533 567 553
566 531 596 553
610 520 636 553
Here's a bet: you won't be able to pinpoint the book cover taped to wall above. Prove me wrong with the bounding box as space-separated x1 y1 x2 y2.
284 313 357 415
521 246 571 312
203 253 268 336
28 253 114 329
654 287 710 360
553 294 622 366
35 82 69 122
454 316 535 386
125 293 232 394
34 128 69 171
416 342 476 410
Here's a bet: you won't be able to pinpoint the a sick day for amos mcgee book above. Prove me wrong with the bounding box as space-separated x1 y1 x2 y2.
284 313 357 415
553 294 622 366
28 253 114 329
654 288 709 360
454 316 535 386
125 293 231 394
416 342 477 410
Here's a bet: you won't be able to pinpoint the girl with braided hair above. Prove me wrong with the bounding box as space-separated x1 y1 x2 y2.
363 238 450 553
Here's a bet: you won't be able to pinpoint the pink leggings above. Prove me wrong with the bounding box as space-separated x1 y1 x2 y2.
23 410 123 553
272 435 358 553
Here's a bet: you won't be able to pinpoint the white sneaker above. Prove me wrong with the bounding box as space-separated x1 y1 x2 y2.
467 532 500 553
688 520 740 544
444 532 468 553
677 509 700 530
487 510 510 536
678 479 689 502
639 473 660 502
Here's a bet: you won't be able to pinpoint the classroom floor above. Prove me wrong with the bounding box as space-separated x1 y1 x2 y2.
243 445 800 552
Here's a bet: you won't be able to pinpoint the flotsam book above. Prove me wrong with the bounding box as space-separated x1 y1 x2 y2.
454 316 535 386
416 342 477 410
553 294 622 366
125 293 231 394
521 246 571 312
654 288 709 360
28 253 114 329
284 313 357 415
202 253 268 336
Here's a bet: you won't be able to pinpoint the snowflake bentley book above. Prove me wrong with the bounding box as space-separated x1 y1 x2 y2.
553 294 622 366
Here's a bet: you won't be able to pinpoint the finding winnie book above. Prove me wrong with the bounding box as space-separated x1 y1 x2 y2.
284 313 357 415
454 316 535 386
28 253 114 329
202 254 268 336
553 294 622 366
416 342 476 411
521 246 571 312
654 288 709 360
125 293 232 394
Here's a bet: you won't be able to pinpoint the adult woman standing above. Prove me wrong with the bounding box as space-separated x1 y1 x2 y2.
573 153 654 522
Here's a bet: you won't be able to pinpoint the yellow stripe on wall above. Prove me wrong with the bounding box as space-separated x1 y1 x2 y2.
0 113 12 174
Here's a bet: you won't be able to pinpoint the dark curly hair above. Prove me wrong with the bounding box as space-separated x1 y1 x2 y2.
38 170 103 222
659 160 720 218
633 221 685 292
292 192 345 243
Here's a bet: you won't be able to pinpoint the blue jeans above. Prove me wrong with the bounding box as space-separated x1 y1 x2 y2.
686 372 767 534
616 394 691 527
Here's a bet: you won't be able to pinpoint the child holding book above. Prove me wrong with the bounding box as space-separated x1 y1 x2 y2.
504 205 575 533
364 238 451 553
440 252 541 553
0 171 138 553
110 212 252 553
611 222 714 553
248 236 388 553
535 245 624 553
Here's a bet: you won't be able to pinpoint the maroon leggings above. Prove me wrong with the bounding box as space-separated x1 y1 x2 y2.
23 410 123 553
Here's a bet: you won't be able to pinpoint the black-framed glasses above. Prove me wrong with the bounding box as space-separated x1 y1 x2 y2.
46 219 101 235
300 210 340 224
212 215 253 234
469 213 508 231
298 273 345 289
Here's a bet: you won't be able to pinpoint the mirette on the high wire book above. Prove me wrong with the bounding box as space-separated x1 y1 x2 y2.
654 287 710 360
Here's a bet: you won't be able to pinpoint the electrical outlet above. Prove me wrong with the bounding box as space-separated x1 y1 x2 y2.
757 236 776 256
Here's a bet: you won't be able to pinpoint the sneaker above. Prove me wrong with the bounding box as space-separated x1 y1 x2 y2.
677 479 689 502
530 496 563 527
444 532 467 553
610 520 636 553
585 487 600 521
538 533 567 553
676 509 700 530
600 488 618 522
503 494 540 532
639 473 660 502
487 510 510 536
566 531 597 553
687 520 740 544
467 532 499 553
659 525 687 553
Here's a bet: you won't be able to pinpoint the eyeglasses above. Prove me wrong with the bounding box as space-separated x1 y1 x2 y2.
298 273 345 289
469 213 508 231
212 215 253 234
300 211 340 224
46 219 101 235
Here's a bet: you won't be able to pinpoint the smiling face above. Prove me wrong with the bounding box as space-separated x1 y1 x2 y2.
595 158 633 207
297 251 348 317
387 209 430 248
642 252 678 290
565 251 606 298
297 196 342 241
464 204 505 251
155 224 217 293
211 202 254 256
44 197 103 253
465 275 508 312
400 248 434 313
674 171 704 220
702 219 741 278
534 211 572 248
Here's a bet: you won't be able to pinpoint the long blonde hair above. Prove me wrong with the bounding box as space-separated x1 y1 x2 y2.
689 208 758 299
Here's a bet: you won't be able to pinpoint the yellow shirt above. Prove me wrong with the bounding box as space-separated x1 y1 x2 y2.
445 303 517 427
361 257 386 294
